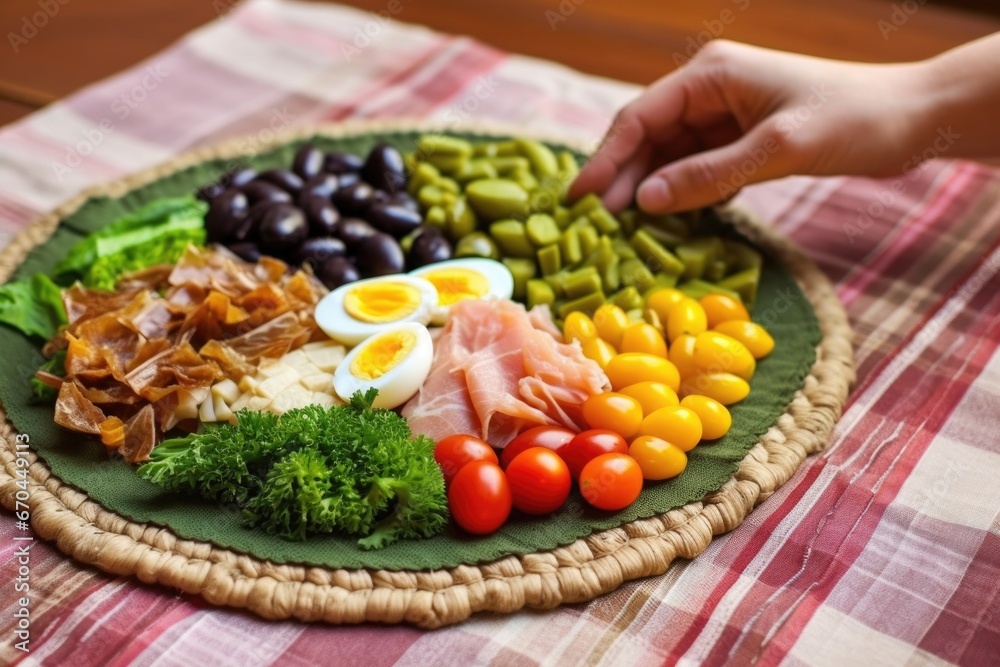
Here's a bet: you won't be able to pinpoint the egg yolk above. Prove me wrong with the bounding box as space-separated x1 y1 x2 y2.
344 282 421 323
421 268 489 306
351 330 416 381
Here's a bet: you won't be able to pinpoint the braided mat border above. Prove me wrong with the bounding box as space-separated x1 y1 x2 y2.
0 120 854 629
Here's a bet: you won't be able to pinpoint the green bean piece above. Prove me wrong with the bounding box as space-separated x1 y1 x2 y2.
417 134 474 158
525 214 561 246
569 192 603 219
557 151 580 178
619 209 637 237
637 223 686 249
445 197 478 240
562 266 603 299
408 162 441 195
559 227 583 266
502 258 537 300
513 169 539 192
495 140 522 157
676 237 724 280
717 267 760 306
425 153 468 175
454 160 498 184
631 229 685 276
438 177 461 194
593 240 620 292
611 286 644 312
537 244 562 276
454 232 500 260
527 279 556 309
472 142 499 158
425 205 447 230
467 179 530 221
418 184 446 209
612 238 638 261
589 207 620 235
516 138 559 178
679 279 743 303
557 291 605 318
706 259 728 282
554 206 572 229
620 257 655 292
529 188 558 214
639 212 692 242
487 156 531 175
578 226 601 257
723 240 764 271
490 219 535 258
543 273 565 297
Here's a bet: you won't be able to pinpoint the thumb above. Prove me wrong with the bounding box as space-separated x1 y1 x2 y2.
636 125 793 213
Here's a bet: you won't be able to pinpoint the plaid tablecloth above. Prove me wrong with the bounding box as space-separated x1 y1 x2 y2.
1 1 998 664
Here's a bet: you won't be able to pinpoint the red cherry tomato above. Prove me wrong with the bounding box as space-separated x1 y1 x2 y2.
560 429 628 480
578 453 643 511
505 447 572 514
448 461 512 535
499 425 576 469
434 433 499 485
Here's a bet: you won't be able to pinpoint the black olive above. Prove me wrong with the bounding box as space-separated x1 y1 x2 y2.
408 228 453 269
228 242 261 263
366 203 423 238
355 232 405 277
292 144 324 180
242 180 293 205
335 171 361 190
204 188 249 243
233 201 278 241
222 166 257 188
301 194 341 237
296 236 347 268
257 168 304 195
332 181 376 216
362 143 406 192
386 191 419 212
336 217 378 247
323 151 364 174
258 204 308 249
300 174 339 201
197 182 226 203
317 256 361 289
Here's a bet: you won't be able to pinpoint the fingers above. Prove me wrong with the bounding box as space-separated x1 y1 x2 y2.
636 123 794 213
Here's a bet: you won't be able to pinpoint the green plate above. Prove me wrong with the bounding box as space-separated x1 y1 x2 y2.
0 130 821 571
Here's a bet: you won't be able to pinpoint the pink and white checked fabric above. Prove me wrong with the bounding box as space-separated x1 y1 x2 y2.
0 1 998 664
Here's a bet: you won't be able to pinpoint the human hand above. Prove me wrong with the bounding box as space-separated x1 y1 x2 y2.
569 40 934 213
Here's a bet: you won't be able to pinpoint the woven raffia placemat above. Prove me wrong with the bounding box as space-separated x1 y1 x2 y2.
0 120 854 629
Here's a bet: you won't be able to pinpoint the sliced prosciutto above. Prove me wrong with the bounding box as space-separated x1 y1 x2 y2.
402 299 609 448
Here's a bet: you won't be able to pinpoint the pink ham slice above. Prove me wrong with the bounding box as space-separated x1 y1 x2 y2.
402 300 610 448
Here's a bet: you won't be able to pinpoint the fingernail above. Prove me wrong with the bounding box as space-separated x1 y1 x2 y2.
637 178 672 211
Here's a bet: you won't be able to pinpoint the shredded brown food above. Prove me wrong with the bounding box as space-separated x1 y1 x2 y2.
46 246 326 463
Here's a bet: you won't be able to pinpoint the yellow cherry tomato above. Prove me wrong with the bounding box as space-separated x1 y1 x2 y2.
581 337 617 369
666 297 708 343
669 334 700 379
620 322 668 357
619 381 679 415
593 303 630 348
713 320 775 359
699 294 750 328
680 395 732 440
637 406 702 451
582 392 644 440
646 288 685 325
605 352 681 392
563 311 598 343
628 435 688 480
680 372 750 406
692 331 756 381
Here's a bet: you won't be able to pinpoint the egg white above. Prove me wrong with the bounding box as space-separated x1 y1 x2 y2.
332 322 433 409
314 274 438 346
409 257 514 324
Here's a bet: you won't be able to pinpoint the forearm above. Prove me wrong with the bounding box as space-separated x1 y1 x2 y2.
914 32 1000 161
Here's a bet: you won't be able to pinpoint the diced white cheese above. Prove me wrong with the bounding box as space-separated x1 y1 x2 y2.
255 369 301 399
282 350 308 367
238 375 258 394
309 391 338 408
198 395 217 422
257 360 294 379
303 342 345 372
229 392 252 413
269 384 313 413
246 395 274 412
300 372 334 392
212 379 241 405
175 390 201 421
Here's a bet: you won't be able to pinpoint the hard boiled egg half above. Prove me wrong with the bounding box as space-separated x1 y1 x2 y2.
315 274 438 346
409 258 514 324
332 322 433 409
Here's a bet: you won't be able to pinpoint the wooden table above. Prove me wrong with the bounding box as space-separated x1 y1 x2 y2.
1 0 998 127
